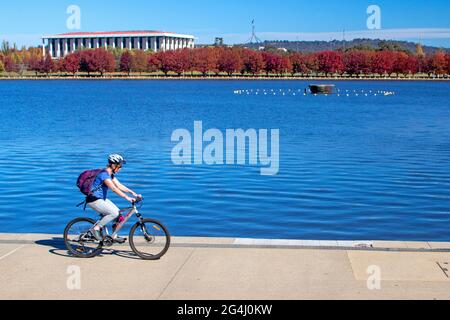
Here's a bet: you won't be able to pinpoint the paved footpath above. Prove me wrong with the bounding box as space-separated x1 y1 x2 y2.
0 233 450 300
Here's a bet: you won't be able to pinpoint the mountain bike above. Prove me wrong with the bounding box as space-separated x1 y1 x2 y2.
64 197 171 260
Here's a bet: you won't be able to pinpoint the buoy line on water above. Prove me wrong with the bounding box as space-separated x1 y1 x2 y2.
233 89 396 97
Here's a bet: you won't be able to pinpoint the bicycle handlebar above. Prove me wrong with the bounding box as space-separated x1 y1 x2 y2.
133 196 144 206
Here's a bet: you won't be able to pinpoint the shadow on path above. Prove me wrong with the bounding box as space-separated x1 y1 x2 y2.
35 238 142 260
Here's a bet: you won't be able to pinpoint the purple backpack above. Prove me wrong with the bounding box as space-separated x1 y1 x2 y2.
77 169 105 196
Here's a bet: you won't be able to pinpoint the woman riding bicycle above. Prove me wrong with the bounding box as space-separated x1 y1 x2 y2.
88 154 140 242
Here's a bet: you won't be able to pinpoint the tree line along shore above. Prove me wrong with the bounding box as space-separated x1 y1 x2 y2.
0 43 449 79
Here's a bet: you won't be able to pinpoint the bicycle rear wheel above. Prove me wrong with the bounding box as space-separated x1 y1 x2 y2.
129 219 171 260
64 218 103 258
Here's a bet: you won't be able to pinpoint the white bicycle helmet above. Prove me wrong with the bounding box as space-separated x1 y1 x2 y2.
108 154 127 166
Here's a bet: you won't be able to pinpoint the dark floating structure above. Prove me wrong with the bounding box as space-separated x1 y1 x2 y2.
309 84 335 94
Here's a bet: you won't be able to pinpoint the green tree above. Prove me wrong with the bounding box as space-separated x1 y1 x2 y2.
1 40 10 54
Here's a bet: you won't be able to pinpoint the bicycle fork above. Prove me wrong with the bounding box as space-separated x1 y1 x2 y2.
136 213 155 243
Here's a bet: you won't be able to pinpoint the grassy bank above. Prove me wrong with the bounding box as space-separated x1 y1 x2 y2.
0 71 449 81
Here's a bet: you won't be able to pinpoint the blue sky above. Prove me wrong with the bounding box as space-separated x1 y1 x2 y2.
1 0 449 47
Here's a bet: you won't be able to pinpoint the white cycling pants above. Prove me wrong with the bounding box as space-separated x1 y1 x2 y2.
88 199 120 228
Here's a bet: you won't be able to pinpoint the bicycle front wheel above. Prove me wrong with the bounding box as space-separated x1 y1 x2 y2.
129 219 171 260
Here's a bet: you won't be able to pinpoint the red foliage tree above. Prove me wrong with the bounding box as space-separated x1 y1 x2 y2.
305 53 319 74
27 54 42 75
92 49 115 76
281 56 293 75
392 52 418 75
430 51 447 74
3 55 18 73
242 49 265 75
157 51 178 75
446 53 450 74
192 47 219 75
119 50 133 75
79 50 96 75
172 49 192 75
62 53 80 75
36 55 55 75
370 51 395 75
316 51 344 75
290 53 310 74
147 53 161 73
218 49 243 76
262 52 283 75
344 51 373 75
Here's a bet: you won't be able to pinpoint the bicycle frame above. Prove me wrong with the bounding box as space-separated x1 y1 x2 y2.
99 202 144 238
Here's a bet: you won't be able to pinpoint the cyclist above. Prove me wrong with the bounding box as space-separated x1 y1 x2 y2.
88 154 140 243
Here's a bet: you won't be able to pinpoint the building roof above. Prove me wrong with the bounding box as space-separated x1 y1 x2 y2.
43 30 195 39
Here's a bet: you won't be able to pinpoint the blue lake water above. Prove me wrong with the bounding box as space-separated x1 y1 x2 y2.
0 80 449 241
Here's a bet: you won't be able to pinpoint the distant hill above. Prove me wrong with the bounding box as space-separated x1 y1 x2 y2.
237 39 449 55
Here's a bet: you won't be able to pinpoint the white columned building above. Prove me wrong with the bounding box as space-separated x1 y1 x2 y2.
42 31 195 58
144 37 149 51
56 40 61 58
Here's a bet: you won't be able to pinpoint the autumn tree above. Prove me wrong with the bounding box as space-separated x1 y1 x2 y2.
131 50 148 74
27 54 41 75
62 53 81 75
305 53 319 74
147 53 161 73
192 47 219 76
3 55 18 73
157 51 177 75
172 49 192 76
430 51 447 75
344 51 372 75
316 51 344 75
281 56 293 75
36 55 55 75
242 49 265 75
218 49 243 76
120 50 133 75
92 49 115 76
262 52 283 75
446 53 450 74
393 52 418 75
371 51 395 75
290 53 309 74
416 44 425 58
79 50 96 75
